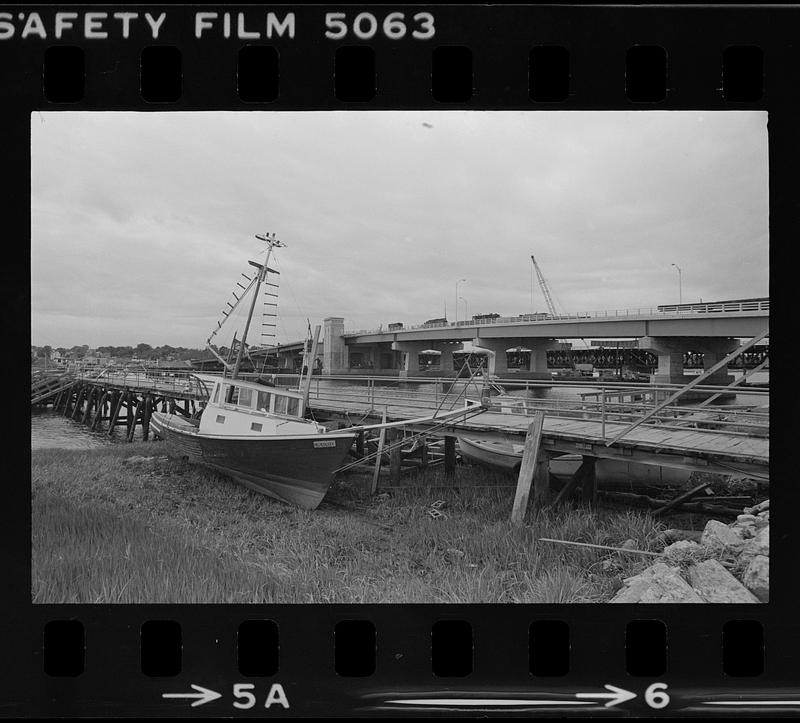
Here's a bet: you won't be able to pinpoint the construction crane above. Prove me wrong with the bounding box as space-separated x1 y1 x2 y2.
530 255 559 317
530 255 577 372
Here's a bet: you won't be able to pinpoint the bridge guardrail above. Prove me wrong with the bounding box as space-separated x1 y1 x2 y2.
343 299 770 337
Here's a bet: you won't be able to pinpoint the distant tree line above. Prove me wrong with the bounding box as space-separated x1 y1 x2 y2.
31 343 216 362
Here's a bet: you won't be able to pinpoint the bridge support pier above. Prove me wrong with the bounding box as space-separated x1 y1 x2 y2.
640 336 737 386
322 316 348 375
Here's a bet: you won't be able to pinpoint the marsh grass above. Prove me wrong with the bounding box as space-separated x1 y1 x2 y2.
32 443 667 603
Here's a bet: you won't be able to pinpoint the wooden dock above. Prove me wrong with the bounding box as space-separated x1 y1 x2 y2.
32 370 769 480
305 393 769 480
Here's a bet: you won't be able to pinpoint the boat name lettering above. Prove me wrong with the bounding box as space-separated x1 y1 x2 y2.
313 440 336 448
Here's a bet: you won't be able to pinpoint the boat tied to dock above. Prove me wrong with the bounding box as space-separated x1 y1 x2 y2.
149 233 485 508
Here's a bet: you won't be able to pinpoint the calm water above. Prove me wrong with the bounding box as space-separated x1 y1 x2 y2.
31 410 112 450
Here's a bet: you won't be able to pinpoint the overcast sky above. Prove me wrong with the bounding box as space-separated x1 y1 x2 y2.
31 110 768 348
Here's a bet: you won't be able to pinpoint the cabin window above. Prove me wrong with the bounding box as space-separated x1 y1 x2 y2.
287 397 300 417
216 415 225 424
256 390 271 412
250 422 263 432
238 387 254 408
274 395 288 414
225 385 239 404
212 384 220 403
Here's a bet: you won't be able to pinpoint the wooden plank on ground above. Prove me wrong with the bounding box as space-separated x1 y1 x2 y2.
510 412 545 526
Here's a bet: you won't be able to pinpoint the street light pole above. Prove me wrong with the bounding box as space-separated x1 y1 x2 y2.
671 263 682 305
455 278 466 323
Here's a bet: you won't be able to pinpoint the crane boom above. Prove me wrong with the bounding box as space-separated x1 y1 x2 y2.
530 255 558 317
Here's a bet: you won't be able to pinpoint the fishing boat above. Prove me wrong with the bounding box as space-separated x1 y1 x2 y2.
150 232 484 509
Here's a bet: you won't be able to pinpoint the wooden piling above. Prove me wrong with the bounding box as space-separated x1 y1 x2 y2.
444 436 456 475
370 409 388 494
510 412 545 525
389 430 403 485
107 392 124 437
81 387 96 424
142 395 152 440
90 391 109 431
127 398 143 442
126 392 134 433
580 456 598 507
71 385 85 420
419 443 429 468
355 431 365 458
533 451 551 507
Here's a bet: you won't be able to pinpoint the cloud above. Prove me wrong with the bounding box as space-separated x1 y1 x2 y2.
31 111 768 347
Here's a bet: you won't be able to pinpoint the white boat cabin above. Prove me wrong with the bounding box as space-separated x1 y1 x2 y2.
195 374 328 437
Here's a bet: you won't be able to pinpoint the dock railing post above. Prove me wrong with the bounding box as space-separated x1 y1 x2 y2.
600 386 606 440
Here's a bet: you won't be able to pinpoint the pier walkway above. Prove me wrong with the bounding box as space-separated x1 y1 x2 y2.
303 376 769 479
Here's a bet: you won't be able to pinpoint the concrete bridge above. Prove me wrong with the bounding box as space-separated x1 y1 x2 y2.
322 298 769 385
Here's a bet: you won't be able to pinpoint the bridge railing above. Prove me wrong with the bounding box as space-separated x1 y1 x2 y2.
343 299 770 337
73 369 208 399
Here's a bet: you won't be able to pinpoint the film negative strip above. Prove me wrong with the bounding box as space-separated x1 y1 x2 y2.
6 1 796 717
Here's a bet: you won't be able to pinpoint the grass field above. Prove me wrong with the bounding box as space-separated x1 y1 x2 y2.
32 441 670 603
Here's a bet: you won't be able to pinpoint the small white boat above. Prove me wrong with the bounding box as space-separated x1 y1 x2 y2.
458 438 690 486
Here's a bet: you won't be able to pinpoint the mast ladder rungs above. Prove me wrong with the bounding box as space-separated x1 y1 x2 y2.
263 302 278 306
264 282 279 288
241 273 252 281
236 282 247 290
264 292 279 298
262 323 277 327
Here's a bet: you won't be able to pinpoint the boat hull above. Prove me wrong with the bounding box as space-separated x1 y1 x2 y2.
150 412 356 509
459 438 690 486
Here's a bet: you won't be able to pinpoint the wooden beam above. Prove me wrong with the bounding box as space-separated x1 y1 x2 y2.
81 387 95 424
580 455 597 507
107 392 124 437
653 481 712 515
389 430 403 485
71 385 85 419
91 391 109 431
510 412 545 525
444 436 456 475
142 395 152 440
126 392 134 433
549 458 590 508
370 408 388 495
533 452 551 507
127 398 143 442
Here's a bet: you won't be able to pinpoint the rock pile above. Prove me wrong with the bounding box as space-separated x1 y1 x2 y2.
610 500 769 603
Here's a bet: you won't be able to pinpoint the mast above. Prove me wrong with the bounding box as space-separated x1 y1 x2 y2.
231 232 285 380
300 324 321 413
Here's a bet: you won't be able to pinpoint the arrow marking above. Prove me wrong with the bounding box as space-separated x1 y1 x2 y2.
576 684 637 708
162 684 222 708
